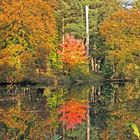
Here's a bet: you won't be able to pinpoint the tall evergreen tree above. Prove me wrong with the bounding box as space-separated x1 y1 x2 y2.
57 0 85 39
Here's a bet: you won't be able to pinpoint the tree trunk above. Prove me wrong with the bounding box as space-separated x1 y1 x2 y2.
87 94 90 140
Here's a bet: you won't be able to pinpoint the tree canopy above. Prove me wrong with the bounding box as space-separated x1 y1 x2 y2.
100 9 140 78
0 0 57 82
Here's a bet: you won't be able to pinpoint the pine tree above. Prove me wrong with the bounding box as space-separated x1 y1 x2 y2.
56 0 85 39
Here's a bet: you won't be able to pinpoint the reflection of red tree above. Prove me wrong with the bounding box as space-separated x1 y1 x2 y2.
58 99 87 129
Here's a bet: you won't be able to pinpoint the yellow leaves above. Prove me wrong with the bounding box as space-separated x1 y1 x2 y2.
100 9 140 78
100 9 140 48
0 0 58 82
124 63 140 78
127 63 139 71
0 44 23 66
0 107 33 134
0 0 56 50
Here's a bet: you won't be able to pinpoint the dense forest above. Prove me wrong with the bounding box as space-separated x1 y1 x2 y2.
1 1 140 140
0 0 140 84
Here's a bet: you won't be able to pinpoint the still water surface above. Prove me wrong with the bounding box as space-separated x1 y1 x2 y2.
0 82 140 140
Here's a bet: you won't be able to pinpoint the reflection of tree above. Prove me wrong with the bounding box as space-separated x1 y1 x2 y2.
0 102 60 139
58 99 87 130
116 83 140 102
65 85 90 100
100 107 140 140
43 87 68 139
0 86 60 139
1 83 139 139
21 87 47 114
89 84 115 140
44 88 66 111
90 85 113 128
67 122 87 140
100 83 140 140
0 106 34 139
0 85 19 109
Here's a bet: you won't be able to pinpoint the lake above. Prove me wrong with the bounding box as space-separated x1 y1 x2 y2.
0 82 140 140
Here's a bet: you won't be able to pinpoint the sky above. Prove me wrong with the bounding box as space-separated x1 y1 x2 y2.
122 0 135 9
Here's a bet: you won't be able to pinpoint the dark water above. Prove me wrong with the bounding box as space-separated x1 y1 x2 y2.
0 82 140 140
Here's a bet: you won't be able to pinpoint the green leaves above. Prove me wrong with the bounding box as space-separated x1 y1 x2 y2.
53 134 62 140
127 122 140 139
57 0 85 39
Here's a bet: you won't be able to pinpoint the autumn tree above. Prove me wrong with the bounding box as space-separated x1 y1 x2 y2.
59 35 87 66
100 9 140 79
0 0 57 82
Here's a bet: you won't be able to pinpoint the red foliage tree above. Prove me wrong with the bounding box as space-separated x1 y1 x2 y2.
58 99 87 129
58 35 88 66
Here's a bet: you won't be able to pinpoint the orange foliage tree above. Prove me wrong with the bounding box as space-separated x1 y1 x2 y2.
58 35 88 67
0 0 57 82
58 99 87 129
100 9 140 78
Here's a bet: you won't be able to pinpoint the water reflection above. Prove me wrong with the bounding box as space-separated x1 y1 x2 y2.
58 99 87 130
0 83 140 140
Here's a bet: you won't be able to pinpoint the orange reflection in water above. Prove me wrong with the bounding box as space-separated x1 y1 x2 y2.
58 99 87 129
